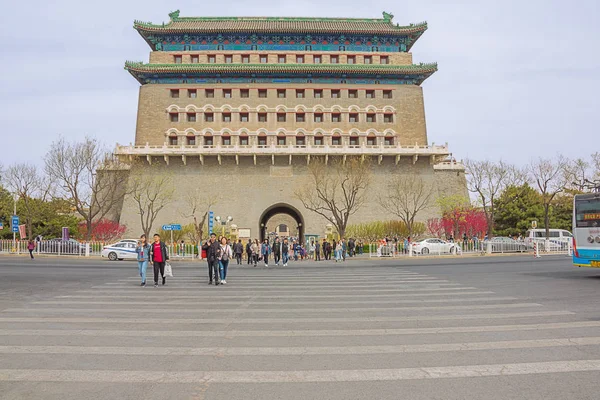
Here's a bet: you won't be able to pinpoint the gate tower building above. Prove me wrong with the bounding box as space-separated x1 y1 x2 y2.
115 10 467 240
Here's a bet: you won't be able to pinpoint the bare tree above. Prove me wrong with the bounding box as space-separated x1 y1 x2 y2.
379 175 433 237
528 156 569 239
295 157 371 238
505 164 529 187
45 137 129 239
565 154 600 192
464 159 516 238
128 169 175 239
182 191 218 245
4 163 50 239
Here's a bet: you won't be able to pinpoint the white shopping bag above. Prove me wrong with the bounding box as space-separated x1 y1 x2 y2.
164 262 173 277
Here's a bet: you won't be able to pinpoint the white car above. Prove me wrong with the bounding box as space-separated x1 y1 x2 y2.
412 238 459 255
102 242 138 261
117 239 139 244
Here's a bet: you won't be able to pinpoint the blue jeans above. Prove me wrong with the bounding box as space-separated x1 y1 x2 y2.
335 250 342 261
219 259 229 280
138 260 148 283
282 253 289 265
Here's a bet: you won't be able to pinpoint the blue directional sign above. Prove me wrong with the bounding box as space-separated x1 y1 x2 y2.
162 224 182 231
11 216 19 233
208 211 214 234
0 222 3 230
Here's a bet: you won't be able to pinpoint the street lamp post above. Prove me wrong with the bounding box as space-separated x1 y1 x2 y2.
215 216 233 237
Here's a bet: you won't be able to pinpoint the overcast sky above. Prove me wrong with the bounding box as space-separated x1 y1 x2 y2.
1 0 598 167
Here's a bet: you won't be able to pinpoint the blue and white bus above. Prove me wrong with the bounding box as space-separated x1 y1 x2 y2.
573 192 600 267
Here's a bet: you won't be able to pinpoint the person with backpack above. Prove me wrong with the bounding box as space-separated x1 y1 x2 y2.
273 237 281 266
261 239 271 267
135 234 151 286
218 236 233 284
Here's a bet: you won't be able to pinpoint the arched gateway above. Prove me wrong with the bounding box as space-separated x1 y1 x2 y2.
259 203 305 243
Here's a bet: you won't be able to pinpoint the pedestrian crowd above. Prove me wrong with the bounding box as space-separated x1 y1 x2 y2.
133 233 363 287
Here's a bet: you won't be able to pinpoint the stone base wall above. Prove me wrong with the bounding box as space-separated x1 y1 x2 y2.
117 156 467 240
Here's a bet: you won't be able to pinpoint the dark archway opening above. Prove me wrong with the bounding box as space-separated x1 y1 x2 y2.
259 203 305 243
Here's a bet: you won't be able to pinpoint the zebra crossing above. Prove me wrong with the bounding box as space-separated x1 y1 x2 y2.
1 264 599 399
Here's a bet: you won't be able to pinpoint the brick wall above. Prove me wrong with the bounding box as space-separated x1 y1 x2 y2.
134 84 428 146
117 157 467 240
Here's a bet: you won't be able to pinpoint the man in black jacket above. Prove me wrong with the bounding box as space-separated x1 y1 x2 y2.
246 239 252 265
315 240 321 261
202 233 221 285
234 239 243 265
273 237 281 266
150 234 169 288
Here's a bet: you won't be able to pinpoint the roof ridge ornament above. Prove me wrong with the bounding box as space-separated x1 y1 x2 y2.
382 12 394 22
169 10 180 21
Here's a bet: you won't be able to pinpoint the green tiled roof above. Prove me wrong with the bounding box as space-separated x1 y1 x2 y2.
134 11 427 35
124 61 438 75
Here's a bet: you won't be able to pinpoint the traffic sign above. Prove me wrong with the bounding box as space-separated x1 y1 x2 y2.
208 211 214 234
162 224 182 231
11 216 19 233
0 222 3 230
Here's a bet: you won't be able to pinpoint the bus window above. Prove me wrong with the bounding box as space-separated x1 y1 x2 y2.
575 197 600 228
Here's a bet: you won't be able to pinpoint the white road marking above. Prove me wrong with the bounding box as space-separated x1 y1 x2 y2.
2 360 600 382
6 303 543 313
0 320 597 338
1 337 599 356
0 311 574 324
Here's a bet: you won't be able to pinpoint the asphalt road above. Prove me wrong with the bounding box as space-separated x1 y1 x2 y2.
0 254 599 399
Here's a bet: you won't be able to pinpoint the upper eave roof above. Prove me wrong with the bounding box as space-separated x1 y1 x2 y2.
134 10 427 36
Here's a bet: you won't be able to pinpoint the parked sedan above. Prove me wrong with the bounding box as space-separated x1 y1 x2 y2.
102 242 138 261
412 238 459 255
488 237 528 253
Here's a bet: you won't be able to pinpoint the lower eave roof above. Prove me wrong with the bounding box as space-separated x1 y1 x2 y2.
124 62 438 76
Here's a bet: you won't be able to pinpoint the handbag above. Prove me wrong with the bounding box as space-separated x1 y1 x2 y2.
164 262 173 277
